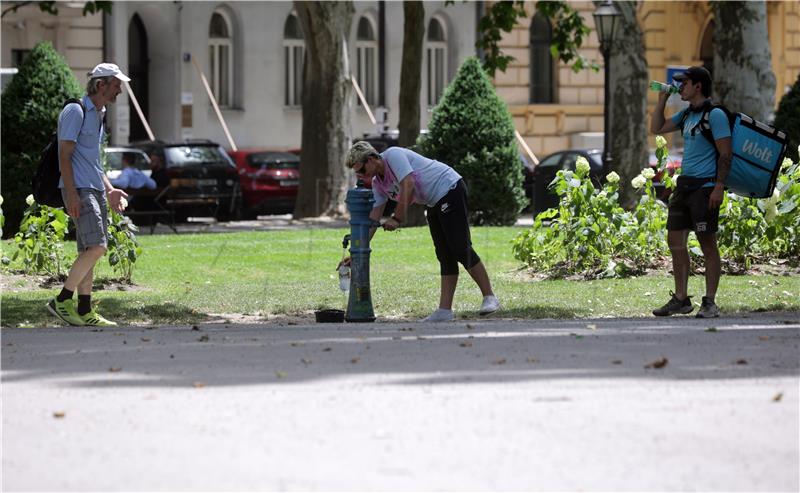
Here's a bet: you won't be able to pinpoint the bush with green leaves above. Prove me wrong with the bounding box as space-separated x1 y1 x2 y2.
11 195 72 279
512 139 800 277
418 56 526 225
0 41 81 237
106 209 141 283
511 155 669 278
774 74 800 163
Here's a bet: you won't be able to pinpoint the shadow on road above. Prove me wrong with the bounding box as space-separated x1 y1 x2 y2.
2 314 798 389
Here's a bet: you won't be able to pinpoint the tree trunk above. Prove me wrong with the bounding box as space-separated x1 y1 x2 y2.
712 1 776 120
608 1 649 208
398 1 427 226
293 1 355 218
398 1 424 148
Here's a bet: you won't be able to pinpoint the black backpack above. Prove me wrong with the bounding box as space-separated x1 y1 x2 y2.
32 98 85 208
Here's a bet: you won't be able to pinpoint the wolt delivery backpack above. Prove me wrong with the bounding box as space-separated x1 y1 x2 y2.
692 102 788 198
32 98 85 208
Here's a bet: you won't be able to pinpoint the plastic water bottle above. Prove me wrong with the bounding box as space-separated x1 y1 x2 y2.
338 264 351 292
649 80 680 94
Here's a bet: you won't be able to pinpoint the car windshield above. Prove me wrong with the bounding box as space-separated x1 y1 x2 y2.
164 145 234 168
106 151 150 171
247 152 300 169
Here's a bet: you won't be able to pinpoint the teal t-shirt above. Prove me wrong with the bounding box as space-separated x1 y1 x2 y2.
670 105 731 186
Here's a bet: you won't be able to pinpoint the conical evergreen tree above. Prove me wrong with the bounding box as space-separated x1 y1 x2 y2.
1 41 81 235
774 74 799 163
418 56 525 225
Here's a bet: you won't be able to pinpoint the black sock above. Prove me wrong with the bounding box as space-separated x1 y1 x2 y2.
77 295 91 316
57 288 74 303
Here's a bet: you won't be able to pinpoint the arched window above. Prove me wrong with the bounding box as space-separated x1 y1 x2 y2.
426 17 448 106
529 12 554 104
284 12 304 107
355 16 378 106
209 9 234 107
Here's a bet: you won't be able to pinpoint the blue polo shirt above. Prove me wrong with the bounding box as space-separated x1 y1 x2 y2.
58 95 106 191
670 105 731 186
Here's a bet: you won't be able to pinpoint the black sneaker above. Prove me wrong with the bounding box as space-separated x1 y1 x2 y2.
696 296 720 318
652 292 693 316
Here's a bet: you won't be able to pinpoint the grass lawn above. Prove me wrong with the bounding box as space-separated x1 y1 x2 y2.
2 226 799 327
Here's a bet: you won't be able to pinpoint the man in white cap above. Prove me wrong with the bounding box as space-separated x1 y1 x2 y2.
46 63 131 326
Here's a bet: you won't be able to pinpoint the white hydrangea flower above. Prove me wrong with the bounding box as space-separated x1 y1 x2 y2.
562 170 574 181
641 167 656 179
782 157 793 170
0 194 4 207
765 204 778 222
606 171 620 183
655 135 667 149
120 197 128 209
598 190 608 199
25 194 34 206
631 175 647 189
575 156 591 175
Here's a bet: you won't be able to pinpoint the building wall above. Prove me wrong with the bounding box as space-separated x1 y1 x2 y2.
497 0 800 159
1 4 104 86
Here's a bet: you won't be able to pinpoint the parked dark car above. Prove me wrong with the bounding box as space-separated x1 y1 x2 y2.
530 149 604 215
228 148 300 217
129 139 241 222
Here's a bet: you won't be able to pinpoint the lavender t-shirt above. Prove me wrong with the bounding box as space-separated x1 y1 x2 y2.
371 147 461 208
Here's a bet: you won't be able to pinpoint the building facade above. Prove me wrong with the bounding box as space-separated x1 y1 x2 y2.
2 1 478 149
495 0 800 157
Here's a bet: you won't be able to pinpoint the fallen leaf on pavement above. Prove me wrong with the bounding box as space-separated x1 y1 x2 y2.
53 412 65 419
759 336 771 341
301 358 312 365
612 360 622 365
735 359 748 365
526 357 537 363
460 342 473 348
108 367 122 372
492 358 507 365
322 347 332 352
197 335 210 342
645 357 668 369
466 324 473 330
275 371 287 379
586 324 597 331
350 358 359 364
773 392 783 402
192 382 206 388
140 337 151 342
290 342 304 347
705 327 718 332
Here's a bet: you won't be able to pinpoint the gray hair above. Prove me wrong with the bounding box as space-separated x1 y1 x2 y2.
86 75 114 95
345 141 380 169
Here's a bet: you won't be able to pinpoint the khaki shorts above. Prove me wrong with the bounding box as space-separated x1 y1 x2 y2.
62 188 108 251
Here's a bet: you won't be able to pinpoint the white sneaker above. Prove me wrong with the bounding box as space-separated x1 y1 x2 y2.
423 308 454 322
479 295 500 315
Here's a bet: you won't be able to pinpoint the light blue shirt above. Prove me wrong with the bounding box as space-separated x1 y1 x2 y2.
111 167 156 190
671 106 731 185
372 147 461 208
58 95 106 191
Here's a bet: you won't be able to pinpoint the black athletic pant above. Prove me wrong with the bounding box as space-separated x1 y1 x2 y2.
426 180 481 276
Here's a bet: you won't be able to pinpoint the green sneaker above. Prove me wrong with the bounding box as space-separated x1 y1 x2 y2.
80 309 118 326
46 298 85 326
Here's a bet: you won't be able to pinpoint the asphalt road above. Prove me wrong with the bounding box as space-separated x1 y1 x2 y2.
2 312 798 491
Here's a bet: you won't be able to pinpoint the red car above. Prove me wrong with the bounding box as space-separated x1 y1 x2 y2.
228 148 300 216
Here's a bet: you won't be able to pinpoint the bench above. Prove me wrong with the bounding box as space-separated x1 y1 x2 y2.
121 186 178 234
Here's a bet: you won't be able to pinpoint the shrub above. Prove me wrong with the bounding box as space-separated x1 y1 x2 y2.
0 41 81 237
11 195 72 279
774 74 800 163
418 57 526 225
106 209 141 283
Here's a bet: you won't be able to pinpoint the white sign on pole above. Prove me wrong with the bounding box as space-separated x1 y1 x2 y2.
181 92 193 105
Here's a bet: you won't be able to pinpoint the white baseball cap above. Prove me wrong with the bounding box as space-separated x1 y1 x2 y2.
88 63 130 82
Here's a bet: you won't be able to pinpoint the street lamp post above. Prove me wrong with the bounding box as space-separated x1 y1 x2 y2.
593 1 621 178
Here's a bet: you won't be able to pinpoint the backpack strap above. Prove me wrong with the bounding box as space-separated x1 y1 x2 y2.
696 102 734 183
